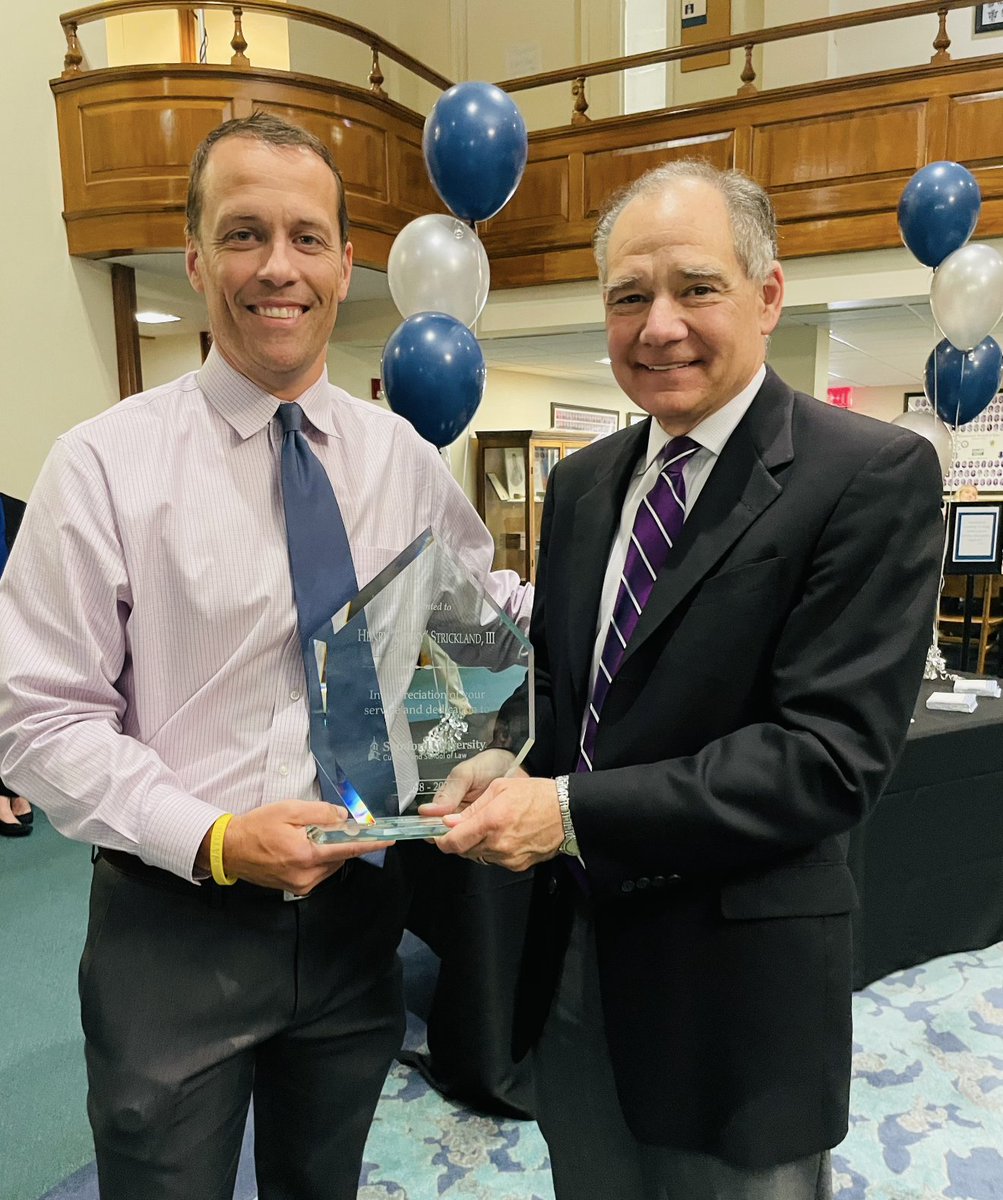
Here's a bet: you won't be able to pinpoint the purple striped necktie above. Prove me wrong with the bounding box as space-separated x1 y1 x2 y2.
577 435 699 773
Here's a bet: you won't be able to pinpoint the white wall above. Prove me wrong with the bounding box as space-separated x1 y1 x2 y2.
104 7 289 70
767 323 829 400
0 1 118 501
139 334 203 390
668 0 764 107
762 0 1003 92
761 0 830 91
829 0 1003 79
849 385 912 423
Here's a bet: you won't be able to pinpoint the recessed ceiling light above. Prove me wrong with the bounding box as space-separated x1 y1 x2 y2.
135 311 181 324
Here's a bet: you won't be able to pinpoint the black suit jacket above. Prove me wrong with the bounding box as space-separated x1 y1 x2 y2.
1 492 26 799
517 368 944 1167
1 492 24 557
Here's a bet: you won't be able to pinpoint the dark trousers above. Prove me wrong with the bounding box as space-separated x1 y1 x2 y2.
80 853 408 1200
535 908 833 1200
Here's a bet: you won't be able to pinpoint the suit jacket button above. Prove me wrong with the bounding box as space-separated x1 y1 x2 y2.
636 876 650 890
547 876 558 895
667 874 682 883
620 880 635 894
652 875 665 888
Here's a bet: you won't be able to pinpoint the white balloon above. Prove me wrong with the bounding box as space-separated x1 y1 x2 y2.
387 214 490 328
892 410 954 477
930 242 1003 351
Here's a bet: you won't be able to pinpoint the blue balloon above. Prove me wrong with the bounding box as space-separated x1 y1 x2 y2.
423 82 528 222
898 161 981 267
382 312 486 448
924 336 1002 426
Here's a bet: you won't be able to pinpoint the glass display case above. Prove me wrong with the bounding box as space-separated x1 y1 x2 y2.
475 429 593 582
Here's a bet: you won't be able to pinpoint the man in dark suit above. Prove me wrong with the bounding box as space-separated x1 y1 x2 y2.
430 160 944 1198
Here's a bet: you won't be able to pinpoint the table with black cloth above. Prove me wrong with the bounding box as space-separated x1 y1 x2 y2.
400 676 1003 1116
848 676 1003 990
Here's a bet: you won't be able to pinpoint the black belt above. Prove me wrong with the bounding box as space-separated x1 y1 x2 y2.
97 848 351 903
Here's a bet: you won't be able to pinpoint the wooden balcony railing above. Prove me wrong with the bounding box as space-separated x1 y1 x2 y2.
496 0 976 121
51 0 1003 284
60 1 453 95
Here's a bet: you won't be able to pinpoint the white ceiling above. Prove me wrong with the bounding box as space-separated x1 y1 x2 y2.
123 253 999 393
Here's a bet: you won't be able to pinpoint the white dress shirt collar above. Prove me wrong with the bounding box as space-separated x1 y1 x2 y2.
197 345 341 441
640 364 767 468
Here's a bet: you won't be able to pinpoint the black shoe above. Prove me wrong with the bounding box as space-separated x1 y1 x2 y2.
15 807 32 826
0 815 31 838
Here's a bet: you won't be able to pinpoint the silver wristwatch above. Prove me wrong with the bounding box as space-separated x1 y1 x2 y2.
554 775 579 858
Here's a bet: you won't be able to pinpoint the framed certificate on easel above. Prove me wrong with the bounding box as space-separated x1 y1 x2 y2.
945 502 1003 574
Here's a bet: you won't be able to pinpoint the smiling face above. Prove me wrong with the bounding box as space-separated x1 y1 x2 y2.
185 136 352 400
603 178 784 435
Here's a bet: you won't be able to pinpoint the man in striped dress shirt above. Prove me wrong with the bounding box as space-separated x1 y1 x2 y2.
0 113 530 1200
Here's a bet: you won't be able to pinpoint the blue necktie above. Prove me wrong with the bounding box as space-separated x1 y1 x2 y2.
277 402 394 829
278 402 357 641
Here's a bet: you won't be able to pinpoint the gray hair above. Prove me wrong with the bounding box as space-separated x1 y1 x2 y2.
593 159 778 284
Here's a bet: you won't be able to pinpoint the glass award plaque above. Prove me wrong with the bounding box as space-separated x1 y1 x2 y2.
303 527 533 843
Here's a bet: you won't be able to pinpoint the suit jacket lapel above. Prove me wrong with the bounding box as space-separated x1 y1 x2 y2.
565 420 649 709
621 369 795 669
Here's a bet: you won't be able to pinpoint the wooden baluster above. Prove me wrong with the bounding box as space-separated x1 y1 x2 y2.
62 20 84 76
230 6 250 67
571 76 590 125
737 43 758 96
369 45 388 98
931 7 951 64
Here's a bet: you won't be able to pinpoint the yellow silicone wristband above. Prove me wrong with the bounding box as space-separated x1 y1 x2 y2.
209 813 238 886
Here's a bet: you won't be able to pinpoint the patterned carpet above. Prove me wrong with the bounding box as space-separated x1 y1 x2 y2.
362 943 1003 1200
36 940 1003 1200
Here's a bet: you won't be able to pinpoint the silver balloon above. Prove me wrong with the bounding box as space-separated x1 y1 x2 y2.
930 242 1003 351
891 410 954 477
387 214 490 328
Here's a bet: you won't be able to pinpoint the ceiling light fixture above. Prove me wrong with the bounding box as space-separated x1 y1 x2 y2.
135 311 181 324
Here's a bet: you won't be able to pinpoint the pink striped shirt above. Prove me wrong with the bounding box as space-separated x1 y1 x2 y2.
0 349 531 879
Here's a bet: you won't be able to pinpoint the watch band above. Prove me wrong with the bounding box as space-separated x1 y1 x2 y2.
554 774 579 858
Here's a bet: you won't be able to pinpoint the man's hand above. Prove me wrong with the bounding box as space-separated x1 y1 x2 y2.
196 801 392 894
433 776 563 873
419 748 523 816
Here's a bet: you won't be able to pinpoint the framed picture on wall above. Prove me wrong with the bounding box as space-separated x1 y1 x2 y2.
975 3 1003 33
550 403 619 438
626 411 648 426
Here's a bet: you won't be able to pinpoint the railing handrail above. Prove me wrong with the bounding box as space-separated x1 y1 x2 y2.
59 0 454 91
496 0 974 91
57 0 980 122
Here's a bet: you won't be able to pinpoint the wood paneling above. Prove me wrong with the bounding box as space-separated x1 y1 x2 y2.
392 137 440 213
254 101 389 201
490 157 570 225
52 65 433 264
584 133 735 218
752 105 926 189
947 93 1003 169
51 56 1003 283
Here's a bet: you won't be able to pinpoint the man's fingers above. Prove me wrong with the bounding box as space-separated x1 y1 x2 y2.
287 800 349 826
